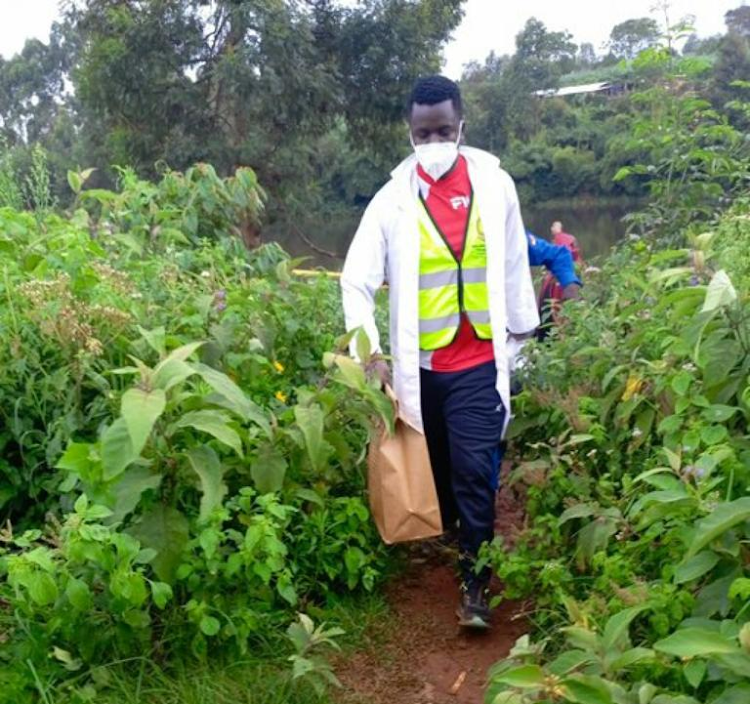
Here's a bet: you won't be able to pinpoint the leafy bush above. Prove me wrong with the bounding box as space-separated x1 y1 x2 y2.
485 206 750 703
0 166 396 702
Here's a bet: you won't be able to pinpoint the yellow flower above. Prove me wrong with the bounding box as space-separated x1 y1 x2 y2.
275 390 288 403
273 360 285 373
621 375 644 402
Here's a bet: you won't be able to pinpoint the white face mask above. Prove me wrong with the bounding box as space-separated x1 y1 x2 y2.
410 121 464 180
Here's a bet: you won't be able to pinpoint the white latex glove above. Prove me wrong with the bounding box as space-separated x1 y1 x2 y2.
506 333 532 373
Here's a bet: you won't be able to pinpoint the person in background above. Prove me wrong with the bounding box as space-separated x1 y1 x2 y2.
341 75 539 630
538 221 584 336
526 229 581 301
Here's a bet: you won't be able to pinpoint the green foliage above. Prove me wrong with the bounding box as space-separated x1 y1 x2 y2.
0 138 23 209
614 87 750 240
0 171 396 699
485 199 750 703
609 17 661 60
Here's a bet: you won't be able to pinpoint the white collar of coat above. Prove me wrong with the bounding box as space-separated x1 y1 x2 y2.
388 146 501 206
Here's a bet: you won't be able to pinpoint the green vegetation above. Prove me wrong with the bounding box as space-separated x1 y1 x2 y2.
1 3 750 704
0 164 398 703
483 82 750 704
2 2 750 248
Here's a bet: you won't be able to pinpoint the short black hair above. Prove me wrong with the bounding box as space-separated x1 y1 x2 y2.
408 75 463 118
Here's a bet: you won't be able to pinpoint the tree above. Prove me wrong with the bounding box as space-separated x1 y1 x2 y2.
711 31 750 114
683 33 722 56
725 5 750 38
60 0 463 219
608 18 661 59
579 42 597 67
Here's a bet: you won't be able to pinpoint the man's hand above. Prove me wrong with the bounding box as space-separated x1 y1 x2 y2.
365 354 391 387
561 283 581 301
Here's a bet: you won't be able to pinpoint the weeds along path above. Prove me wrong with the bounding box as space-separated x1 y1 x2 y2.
337 470 527 704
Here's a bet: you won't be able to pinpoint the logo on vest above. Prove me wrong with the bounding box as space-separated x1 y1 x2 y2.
450 195 470 210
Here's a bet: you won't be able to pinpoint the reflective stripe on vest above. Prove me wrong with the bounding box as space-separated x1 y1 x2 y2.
417 194 492 350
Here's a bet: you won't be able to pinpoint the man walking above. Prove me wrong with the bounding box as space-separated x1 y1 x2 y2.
341 76 538 629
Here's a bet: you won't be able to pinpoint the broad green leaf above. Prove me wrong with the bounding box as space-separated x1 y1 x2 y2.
197 364 271 436
355 328 372 365
175 410 243 457
558 503 596 526
150 581 173 609
65 577 92 611
714 652 750 677
67 170 82 194
711 684 750 704
110 467 163 523
674 551 720 584
702 405 740 423
687 497 750 558
654 627 739 658
608 647 655 671
633 467 673 485
702 270 737 312
729 577 750 601
152 359 198 392
493 664 545 687
638 683 658 704
651 696 700 704
682 659 706 688
333 355 367 391
121 387 166 457
101 417 137 480
560 674 612 704
671 371 692 396
186 447 227 523
295 488 325 507
603 606 649 651
28 572 59 606
548 649 597 676
195 364 250 416
663 447 681 472
56 443 93 474
138 326 166 356
562 626 600 651
251 445 287 494
294 404 330 472
490 694 525 704
129 506 189 583
200 614 221 636
25 548 55 572
158 341 204 366
576 516 618 569
701 425 728 446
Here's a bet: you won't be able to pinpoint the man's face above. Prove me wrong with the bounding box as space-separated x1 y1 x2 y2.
551 222 563 236
409 100 461 145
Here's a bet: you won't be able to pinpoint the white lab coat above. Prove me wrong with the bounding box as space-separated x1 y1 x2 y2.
341 146 539 435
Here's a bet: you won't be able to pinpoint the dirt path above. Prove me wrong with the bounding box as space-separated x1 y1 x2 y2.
337 478 528 704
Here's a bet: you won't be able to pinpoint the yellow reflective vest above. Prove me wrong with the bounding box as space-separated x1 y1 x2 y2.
417 193 491 350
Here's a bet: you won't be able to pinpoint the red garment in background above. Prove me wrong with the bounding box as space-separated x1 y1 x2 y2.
539 231 583 319
417 157 495 373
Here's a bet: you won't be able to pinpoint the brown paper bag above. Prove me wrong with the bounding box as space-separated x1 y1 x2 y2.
367 386 443 544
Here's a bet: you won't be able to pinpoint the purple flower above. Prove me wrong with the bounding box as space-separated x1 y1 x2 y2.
215 289 227 301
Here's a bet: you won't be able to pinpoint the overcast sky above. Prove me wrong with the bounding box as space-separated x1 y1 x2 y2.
0 0 742 77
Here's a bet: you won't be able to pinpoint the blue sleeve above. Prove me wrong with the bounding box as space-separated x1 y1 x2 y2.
526 232 582 287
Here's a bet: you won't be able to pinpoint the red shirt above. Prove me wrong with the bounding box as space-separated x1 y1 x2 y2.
417 156 495 373
553 231 582 263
